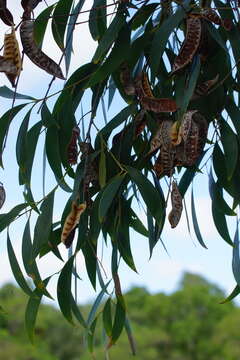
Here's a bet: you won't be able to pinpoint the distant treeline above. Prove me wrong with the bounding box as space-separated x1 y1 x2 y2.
0 273 239 360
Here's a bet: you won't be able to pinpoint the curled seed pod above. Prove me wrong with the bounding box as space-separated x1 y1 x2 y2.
0 55 17 74
168 180 183 228
201 9 221 25
0 183 6 209
119 62 135 96
153 146 175 178
0 0 14 26
134 73 145 99
3 27 22 87
192 74 219 100
171 16 202 74
140 96 178 113
170 121 181 146
20 20 65 80
61 202 86 247
141 72 153 98
179 110 197 143
67 126 80 165
222 18 232 31
177 111 208 167
134 109 146 136
148 118 172 155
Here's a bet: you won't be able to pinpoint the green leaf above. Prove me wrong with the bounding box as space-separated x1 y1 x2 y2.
130 208 148 237
45 125 72 192
51 0 74 50
23 185 40 214
150 0 189 77
232 222 240 286
191 187 208 249
126 166 165 227
41 103 55 128
220 284 240 304
99 141 106 189
0 203 28 232
0 86 35 100
111 296 126 345
103 298 112 337
39 227 63 261
71 294 87 328
178 56 201 116
99 173 126 222
225 96 240 138
92 13 126 63
220 119 238 180
87 281 111 326
87 317 98 353
0 104 27 167
54 62 98 113
22 220 53 299
32 190 55 257
124 316 136 355
57 255 75 324
206 22 227 52
89 0 107 41
7 232 33 296
16 109 31 168
86 23 130 88
83 234 97 290
25 277 51 343
34 5 55 46
131 3 158 31
65 0 85 75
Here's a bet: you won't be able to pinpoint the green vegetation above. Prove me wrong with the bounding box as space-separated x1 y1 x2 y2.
1 273 240 359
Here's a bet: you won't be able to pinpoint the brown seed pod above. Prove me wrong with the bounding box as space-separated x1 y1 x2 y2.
177 111 208 167
3 27 22 87
67 126 80 165
134 109 147 136
119 62 135 96
192 74 219 100
171 16 202 74
141 72 153 98
140 96 178 113
201 9 221 25
154 146 175 178
0 0 14 26
170 121 181 146
20 20 65 80
0 55 17 74
222 18 232 31
61 202 86 247
168 180 183 228
0 183 6 209
149 118 172 155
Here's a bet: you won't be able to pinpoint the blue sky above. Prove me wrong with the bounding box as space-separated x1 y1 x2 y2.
0 0 237 306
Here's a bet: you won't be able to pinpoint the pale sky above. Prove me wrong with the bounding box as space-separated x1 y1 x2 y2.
0 0 237 306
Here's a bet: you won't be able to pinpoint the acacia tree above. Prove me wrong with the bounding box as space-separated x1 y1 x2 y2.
0 0 240 352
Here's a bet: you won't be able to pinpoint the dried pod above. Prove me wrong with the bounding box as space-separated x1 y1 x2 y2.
134 73 145 99
141 72 153 98
134 109 146 136
3 27 22 87
172 16 202 74
119 62 135 96
0 183 6 209
222 18 232 31
61 202 86 247
20 20 65 79
67 126 80 165
176 111 208 167
201 9 221 25
168 180 183 228
0 55 17 74
140 96 178 113
149 118 172 155
170 121 181 146
192 74 219 100
0 0 14 26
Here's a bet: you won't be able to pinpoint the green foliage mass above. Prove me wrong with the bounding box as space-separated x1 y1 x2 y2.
1 273 240 360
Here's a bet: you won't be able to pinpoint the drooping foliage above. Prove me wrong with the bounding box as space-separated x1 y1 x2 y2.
0 0 240 351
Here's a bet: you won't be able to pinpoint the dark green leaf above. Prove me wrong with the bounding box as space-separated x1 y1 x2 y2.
111 296 126 345
99 141 106 189
87 281 111 326
220 284 240 304
51 0 74 50
16 109 31 168
0 86 35 100
32 190 55 257
34 5 55 46
124 316 136 355
220 119 238 180
89 0 106 41
71 294 87 328
25 277 51 343
103 298 112 337
131 3 158 31
98 173 126 222
191 187 208 249
92 14 126 63
0 203 28 232
232 221 240 286
126 166 165 227
57 255 75 324
7 232 32 296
